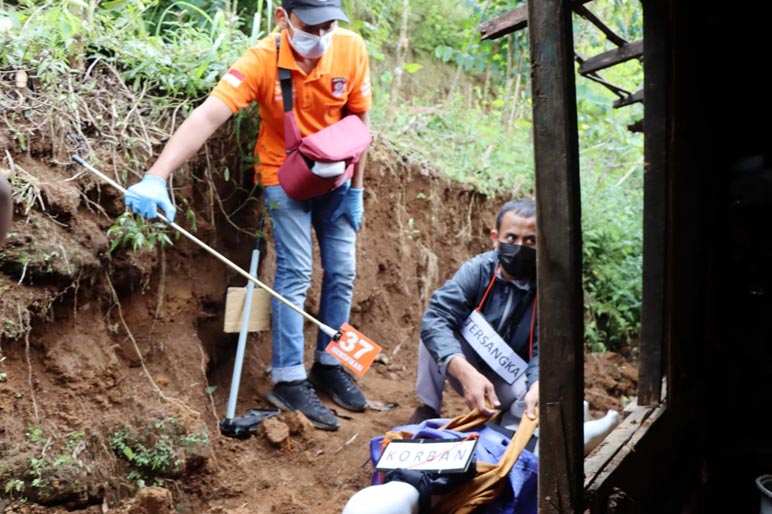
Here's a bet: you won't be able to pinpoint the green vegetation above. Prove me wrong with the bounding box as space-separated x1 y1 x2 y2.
1 426 95 502
4 478 24 496
107 212 175 253
0 0 643 352
579 84 644 353
110 418 209 486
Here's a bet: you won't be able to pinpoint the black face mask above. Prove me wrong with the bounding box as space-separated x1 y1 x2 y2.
497 243 536 281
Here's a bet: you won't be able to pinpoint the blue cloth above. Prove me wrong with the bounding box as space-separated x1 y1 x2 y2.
369 418 538 514
263 182 357 382
124 175 176 222
331 186 364 231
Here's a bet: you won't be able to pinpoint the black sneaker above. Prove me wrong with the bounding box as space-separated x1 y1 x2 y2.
408 404 440 425
266 380 339 431
308 363 367 412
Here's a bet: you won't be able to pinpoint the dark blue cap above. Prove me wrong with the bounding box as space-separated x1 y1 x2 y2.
282 0 349 25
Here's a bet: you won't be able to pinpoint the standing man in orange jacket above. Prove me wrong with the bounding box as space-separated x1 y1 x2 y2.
123 0 372 431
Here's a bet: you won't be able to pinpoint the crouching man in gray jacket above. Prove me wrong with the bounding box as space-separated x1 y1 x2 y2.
409 198 539 427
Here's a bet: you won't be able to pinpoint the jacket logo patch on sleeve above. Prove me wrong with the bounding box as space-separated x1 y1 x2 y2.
223 69 245 88
331 77 347 98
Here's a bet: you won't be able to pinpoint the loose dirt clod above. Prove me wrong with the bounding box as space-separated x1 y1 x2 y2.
128 487 174 514
261 417 290 446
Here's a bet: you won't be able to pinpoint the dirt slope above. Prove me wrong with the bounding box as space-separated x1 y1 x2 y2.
0 133 637 512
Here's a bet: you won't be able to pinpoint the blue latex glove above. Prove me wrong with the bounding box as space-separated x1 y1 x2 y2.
332 187 364 231
125 175 176 222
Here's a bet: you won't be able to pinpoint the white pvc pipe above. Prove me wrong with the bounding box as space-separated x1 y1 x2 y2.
225 246 259 420
342 481 420 514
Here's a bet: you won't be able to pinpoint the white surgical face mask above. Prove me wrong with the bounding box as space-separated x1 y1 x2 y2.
284 12 334 59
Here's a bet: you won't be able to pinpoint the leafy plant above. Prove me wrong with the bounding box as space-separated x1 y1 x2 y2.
403 217 420 239
107 213 174 253
111 429 181 476
581 165 643 353
110 418 209 481
4 478 24 495
25 424 46 445
65 431 86 450
1 426 95 500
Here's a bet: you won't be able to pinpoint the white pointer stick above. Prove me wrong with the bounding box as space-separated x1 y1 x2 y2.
72 155 339 339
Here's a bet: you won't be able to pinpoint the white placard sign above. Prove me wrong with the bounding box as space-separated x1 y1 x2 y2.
460 309 528 385
375 439 478 473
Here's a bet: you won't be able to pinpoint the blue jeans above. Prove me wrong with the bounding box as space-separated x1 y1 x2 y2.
263 183 357 383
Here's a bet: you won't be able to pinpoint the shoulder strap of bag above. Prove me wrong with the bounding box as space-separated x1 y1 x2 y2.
276 36 293 113
279 70 293 113
276 36 302 149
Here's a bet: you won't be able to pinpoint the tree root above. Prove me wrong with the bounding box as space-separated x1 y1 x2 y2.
104 273 200 419
20 304 40 423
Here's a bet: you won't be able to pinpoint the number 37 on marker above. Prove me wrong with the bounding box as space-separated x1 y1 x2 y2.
325 323 382 377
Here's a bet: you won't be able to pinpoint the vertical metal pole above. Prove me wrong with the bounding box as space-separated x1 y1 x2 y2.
225 246 260 420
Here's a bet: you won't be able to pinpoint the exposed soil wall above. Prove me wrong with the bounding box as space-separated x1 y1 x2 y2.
0 115 636 513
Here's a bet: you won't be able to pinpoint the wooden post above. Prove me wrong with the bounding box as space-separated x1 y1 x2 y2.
527 0 584 512
638 0 667 407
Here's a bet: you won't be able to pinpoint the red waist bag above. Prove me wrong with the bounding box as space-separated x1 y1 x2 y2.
276 65 372 200
278 112 371 200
